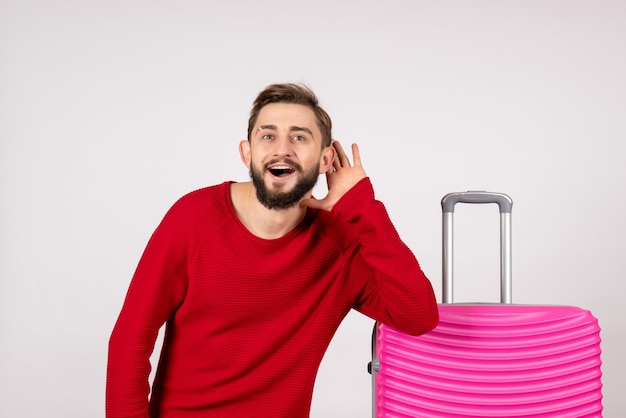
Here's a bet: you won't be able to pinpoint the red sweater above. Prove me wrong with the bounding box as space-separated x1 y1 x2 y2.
107 178 438 417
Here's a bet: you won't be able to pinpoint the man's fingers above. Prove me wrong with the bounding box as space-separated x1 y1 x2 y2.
351 143 362 167
333 140 360 168
331 141 343 169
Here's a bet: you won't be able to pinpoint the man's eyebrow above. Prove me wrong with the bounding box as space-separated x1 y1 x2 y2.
289 126 313 136
257 125 314 136
258 124 277 131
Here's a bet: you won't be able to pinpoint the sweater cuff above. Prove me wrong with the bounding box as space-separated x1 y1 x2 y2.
331 177 375 218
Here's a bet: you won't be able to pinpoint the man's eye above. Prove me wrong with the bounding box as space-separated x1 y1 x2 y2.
293 135 306 142
262 134 273 140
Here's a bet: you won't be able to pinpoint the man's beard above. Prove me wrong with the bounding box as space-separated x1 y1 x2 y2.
250 159 320 210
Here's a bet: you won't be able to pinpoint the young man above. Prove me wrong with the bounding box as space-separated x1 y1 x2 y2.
106 83 439 417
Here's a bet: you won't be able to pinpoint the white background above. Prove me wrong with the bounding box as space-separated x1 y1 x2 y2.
1 1 624 416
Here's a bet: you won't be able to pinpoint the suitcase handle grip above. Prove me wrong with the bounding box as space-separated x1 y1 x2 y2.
442 191 513 214
441 191 513 304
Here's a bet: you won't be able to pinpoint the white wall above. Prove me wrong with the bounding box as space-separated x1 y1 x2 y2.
1 1 624 416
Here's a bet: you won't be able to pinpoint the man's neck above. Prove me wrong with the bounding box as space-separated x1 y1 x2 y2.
230 182 309 240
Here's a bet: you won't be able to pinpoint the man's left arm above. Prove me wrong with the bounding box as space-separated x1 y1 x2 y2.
336 177 439 335
301 141 439 335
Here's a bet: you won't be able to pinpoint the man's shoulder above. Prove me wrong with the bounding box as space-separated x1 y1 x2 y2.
179 181 230 202
166 181 233 221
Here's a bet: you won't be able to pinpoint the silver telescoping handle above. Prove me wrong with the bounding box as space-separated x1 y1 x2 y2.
441 191 513 304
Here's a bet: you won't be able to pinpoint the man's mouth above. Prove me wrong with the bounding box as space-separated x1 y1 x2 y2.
268 164 296 178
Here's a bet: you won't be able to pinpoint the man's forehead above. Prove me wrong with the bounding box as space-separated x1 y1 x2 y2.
256 103 316 124
254 103 320 136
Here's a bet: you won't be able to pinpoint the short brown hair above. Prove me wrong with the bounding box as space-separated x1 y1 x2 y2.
247 83 333 148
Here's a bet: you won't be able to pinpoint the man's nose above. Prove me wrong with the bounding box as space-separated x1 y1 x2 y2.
273 135 293 157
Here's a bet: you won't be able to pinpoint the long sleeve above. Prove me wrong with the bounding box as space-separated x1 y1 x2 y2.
332 178 439 336
106 199 193 418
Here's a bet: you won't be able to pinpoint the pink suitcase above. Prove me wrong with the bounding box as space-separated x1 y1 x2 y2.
370 191 603 417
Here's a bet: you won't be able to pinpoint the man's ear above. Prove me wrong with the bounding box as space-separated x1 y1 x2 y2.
319 144 335 174
239 139 251 168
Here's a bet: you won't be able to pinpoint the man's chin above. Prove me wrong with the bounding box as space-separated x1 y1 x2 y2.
256 184 314 210
250 165 319 210
267 178 296 193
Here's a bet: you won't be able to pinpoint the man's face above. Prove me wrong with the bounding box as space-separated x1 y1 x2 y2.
243 103 330 210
